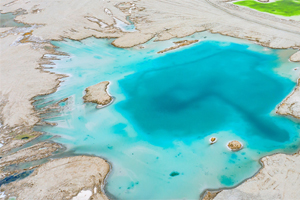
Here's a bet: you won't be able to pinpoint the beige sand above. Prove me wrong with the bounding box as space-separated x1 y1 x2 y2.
1 0 300 129
0 141 61 179
214 151 300 200
1 0 300 48
0 34 59 127
1 0 299 128
0 156 110 200
227 140 243 151
290 51 300 62
1 0 300 199
83 81 112 107
277 79 300 119
157 40 199 54
0 142 61 169
0 126 42 155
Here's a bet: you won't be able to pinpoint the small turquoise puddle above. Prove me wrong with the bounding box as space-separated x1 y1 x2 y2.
34 32 300 199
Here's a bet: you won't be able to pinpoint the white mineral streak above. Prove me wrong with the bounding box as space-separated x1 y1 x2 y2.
113 17 136 32
214 152 300 200
0 192 5 198
72 190 93 200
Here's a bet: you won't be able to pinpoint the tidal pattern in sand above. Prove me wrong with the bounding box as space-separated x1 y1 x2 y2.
35 33 300 199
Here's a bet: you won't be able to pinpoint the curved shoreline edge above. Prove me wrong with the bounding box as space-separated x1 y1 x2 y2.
0 0 300 199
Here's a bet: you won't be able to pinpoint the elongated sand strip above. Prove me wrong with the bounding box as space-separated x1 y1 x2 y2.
1 0 300 199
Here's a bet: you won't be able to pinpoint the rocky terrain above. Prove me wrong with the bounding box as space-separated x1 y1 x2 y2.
0 156 110 200
214 151 300 200
277 79 300 119
83 81 113 108
0 0 300 199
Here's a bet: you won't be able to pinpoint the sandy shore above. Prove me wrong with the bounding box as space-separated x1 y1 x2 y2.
0 0 300 199
157 40 199 54
0 156 110 200
212 151 300 200
277 79 300 119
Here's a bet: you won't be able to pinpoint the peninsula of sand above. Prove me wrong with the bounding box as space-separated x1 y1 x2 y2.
0 0 300 199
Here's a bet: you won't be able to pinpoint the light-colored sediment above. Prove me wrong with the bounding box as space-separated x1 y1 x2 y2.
227 140 243 151
0 142 61 169
0 156 110 200
0 34 59 127
1 0 300 49
290 51 300 62
0 126 42 155
0 141 61 179
214 151 300 200
1 0 300 199
277 79 300 119
1 0 300 129
157 40 199 54
83 81 112 107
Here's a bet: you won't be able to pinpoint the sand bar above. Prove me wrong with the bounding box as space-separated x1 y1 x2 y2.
1 0 300 199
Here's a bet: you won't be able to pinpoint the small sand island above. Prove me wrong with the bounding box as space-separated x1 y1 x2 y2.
227 140 243 151
83 81 113 108
290 51 300 63
209 137 218 144
157 40 199 54
1 0 300 199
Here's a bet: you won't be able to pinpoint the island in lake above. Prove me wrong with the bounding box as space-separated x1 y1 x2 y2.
0 0 300 199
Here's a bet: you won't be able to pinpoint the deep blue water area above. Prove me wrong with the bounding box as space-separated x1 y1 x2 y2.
34 33 300 199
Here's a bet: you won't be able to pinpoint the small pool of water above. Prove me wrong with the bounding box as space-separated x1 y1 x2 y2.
34 32 300 199
0 12 28 27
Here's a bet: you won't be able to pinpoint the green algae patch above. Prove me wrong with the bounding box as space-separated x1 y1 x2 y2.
15 133 37 140
170 171 180 177
234 0 300 17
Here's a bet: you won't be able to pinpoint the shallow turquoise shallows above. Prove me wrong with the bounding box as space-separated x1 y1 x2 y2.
34 32 300 199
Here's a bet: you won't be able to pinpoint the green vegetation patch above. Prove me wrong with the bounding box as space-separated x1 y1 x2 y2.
234 0 300 17
15 133 36 140
169 171 180 177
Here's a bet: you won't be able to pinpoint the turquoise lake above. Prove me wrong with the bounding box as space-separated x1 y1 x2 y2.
34 32 300 199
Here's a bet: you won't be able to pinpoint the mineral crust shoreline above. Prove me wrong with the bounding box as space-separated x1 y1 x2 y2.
1 0 300 199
